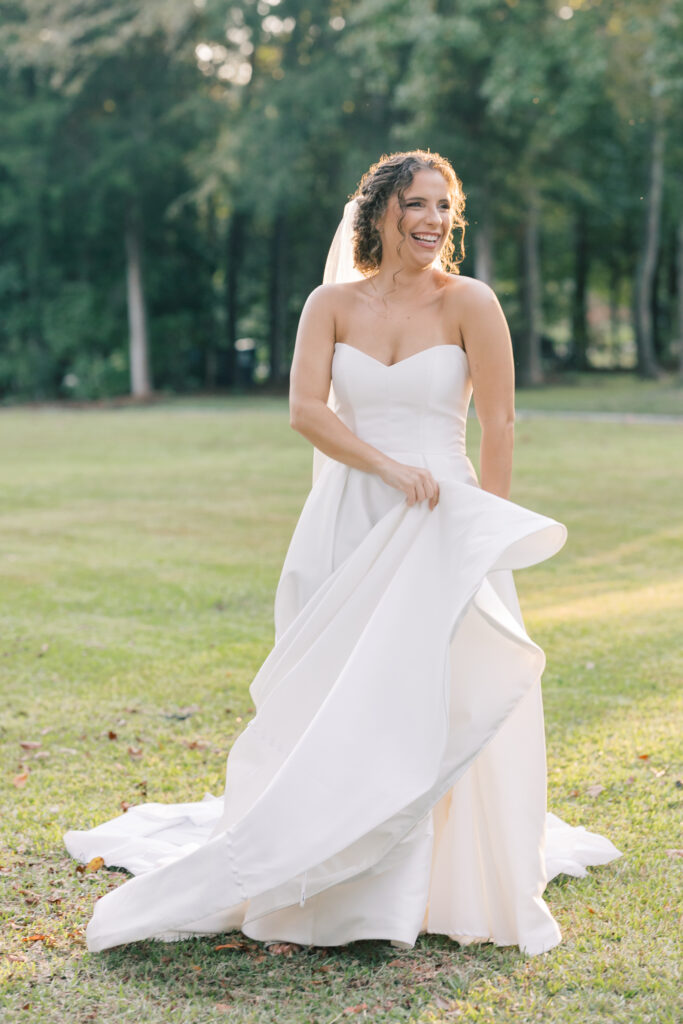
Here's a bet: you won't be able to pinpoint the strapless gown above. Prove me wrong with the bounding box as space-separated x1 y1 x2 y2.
64 341 622 955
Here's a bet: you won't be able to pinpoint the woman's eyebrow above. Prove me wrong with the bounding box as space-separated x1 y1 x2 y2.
404 195 450 202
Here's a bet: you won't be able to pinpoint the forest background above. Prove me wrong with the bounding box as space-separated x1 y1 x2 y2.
1 0 682 402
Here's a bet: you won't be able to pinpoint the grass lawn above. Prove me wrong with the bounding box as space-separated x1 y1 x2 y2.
514 370 683 416
1 400 681 1023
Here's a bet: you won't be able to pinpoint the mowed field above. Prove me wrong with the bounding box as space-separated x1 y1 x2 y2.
1 396 681 1024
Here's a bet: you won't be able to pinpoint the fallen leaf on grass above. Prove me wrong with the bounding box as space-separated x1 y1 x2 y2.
344 1004 369 1015
106 730 118 741
431 995 452 1010
214 942 244 951
22 934 55 945
215 1004 232 1014
183 739 210 751
665 849 683 858
76 856 105 874
190 965 202 972
120 801 132 812
8 953 27 962
19 741 41 750
586 784 604 797
12 772 29 788
637 753 650 760
47 894 64 904
387 959 404 967
650 767 667 778
127 746 143 759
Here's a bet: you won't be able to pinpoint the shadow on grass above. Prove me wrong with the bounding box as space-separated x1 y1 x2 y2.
93 926 522 1019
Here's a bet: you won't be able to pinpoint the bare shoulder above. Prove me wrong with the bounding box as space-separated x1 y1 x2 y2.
441 273 501 313
301 282 341 314
306 279 362 301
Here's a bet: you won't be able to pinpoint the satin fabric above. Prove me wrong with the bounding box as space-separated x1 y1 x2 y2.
65 342 621 954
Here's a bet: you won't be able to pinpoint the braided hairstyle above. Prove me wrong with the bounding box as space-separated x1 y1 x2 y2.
350 150 467 277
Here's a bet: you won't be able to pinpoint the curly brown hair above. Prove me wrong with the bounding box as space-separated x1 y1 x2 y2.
350 150 467 277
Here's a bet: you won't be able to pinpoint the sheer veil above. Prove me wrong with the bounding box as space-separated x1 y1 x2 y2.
311 199 363 486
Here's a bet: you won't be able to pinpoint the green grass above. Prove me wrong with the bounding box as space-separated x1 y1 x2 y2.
514 370 683 416
1 400 681 1023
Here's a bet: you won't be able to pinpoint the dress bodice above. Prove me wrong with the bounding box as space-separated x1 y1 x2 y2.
331 342 472 458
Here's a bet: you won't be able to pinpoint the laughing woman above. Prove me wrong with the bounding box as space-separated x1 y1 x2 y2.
65 149 622 957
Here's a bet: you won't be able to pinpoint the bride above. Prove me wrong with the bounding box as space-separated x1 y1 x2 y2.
65 149 621 957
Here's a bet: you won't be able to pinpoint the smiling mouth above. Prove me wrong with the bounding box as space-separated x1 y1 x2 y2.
411 233 441 248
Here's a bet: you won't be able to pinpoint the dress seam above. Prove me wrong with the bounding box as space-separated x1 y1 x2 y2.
224 831 249 900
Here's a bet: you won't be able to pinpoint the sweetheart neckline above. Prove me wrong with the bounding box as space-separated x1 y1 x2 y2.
334 342 467 369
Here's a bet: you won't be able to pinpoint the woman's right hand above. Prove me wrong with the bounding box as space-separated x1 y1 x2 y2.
377 458 440 509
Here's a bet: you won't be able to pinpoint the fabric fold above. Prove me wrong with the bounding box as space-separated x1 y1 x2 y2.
67 474 575 953
64 341 622 956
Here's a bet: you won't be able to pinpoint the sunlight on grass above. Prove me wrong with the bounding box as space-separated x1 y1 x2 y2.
528 577 683 623
1 402 680 1024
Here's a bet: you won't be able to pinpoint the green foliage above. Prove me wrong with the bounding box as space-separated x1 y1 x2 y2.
0 1 682 398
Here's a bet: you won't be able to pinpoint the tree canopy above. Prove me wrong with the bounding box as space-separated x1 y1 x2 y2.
1 0 681 399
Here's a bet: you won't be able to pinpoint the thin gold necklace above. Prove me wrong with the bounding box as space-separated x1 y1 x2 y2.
366 278 438 322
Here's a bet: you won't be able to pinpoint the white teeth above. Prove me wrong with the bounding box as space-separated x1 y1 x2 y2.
413 234 439 241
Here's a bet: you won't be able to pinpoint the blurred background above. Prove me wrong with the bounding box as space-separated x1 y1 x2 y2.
1 0 681 402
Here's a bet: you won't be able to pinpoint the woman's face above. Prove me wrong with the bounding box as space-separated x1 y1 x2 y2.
377 168 453 268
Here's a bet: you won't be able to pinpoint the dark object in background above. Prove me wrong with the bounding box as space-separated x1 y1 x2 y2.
235 338 256 391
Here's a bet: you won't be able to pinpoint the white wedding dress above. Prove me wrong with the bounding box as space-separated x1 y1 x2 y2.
65 340 622 955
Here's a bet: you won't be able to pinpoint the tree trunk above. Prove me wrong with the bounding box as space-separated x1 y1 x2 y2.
678 220 683 380
268 212 288 387
517 185 544 387
665 224 677 365
651 231 667 360
570 205 590 371
473 184 494 285
125 209 152 397
608 258 621 365
204 198 218 390
225 211 245 390
634 117 665 379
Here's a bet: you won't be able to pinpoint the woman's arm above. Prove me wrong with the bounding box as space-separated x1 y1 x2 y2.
288 285 389 475
289 285 440 508
458 280 516 500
